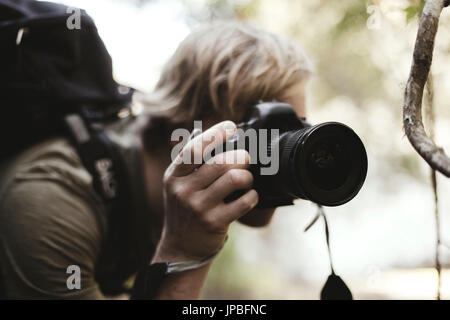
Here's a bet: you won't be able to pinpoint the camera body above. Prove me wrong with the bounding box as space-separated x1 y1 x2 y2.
224 102 368 208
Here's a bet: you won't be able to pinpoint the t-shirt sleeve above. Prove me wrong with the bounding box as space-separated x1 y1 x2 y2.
0 172 107 299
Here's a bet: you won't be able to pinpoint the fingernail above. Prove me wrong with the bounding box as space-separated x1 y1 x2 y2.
223 121 237 136
223 120 236 131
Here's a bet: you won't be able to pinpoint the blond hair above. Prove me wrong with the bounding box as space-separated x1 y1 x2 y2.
139 22 313 125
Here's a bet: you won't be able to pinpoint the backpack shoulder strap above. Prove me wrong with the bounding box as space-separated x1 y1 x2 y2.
64 112 147 294
64 113 126 202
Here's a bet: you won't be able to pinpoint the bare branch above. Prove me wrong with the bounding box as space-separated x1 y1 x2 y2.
403 0 450 177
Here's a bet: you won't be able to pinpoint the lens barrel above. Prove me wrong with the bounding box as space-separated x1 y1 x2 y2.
278 122 367 206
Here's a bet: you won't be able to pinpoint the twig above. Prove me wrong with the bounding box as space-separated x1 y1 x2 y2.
403 0 450 177
432 166 441 300
424 71 441 300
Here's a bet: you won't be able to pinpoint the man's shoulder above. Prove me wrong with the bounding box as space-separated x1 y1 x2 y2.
0 136 108 242
2 138 90 188
0 138 108 298
0 137 107 229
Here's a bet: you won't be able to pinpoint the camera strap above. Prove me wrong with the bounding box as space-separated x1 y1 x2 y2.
304 204 353 300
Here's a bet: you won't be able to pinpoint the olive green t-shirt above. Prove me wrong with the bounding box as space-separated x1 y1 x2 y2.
0 117 153 299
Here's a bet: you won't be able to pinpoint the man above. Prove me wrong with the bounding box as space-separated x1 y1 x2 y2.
0 22 312 299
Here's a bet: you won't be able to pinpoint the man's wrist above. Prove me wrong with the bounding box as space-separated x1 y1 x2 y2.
152 235 228 264
132 251 217 300
151 249 219 272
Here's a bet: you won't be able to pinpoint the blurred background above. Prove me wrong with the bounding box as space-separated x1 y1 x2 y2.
49 0 450 299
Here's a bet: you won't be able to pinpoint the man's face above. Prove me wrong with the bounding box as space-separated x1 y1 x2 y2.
281 81 308 119
238 81 308 227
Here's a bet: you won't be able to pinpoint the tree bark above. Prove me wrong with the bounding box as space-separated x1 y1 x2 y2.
403 0 450 177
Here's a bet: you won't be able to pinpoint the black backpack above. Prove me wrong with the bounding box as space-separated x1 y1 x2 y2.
0 0 148 296
0 0 133 154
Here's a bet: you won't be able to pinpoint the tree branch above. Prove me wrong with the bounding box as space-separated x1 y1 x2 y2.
403 0 450 177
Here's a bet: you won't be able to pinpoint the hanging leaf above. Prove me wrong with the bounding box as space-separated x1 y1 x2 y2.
320 274 353 300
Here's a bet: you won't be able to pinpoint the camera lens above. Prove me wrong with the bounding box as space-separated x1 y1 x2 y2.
279 122 367 206
307 139 351 191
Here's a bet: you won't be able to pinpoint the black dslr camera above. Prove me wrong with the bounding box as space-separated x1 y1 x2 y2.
223 102 367 208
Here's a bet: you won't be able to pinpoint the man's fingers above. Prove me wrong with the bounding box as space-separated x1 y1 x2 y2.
189 150 251 189
171 121 237 177
201 168 253 206
209 189 259 227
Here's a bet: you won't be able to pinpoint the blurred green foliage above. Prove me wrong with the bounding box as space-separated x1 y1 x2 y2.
404 0 425 22
333 0 369 35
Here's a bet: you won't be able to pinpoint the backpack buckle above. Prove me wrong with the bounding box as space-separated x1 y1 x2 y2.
16 27 28 45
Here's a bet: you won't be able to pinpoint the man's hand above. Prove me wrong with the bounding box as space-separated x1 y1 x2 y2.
153 120 259 263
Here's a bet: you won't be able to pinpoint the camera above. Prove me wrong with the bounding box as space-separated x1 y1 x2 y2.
222 102 368 208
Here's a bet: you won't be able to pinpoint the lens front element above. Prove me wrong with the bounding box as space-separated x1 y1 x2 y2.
292 122 367 206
